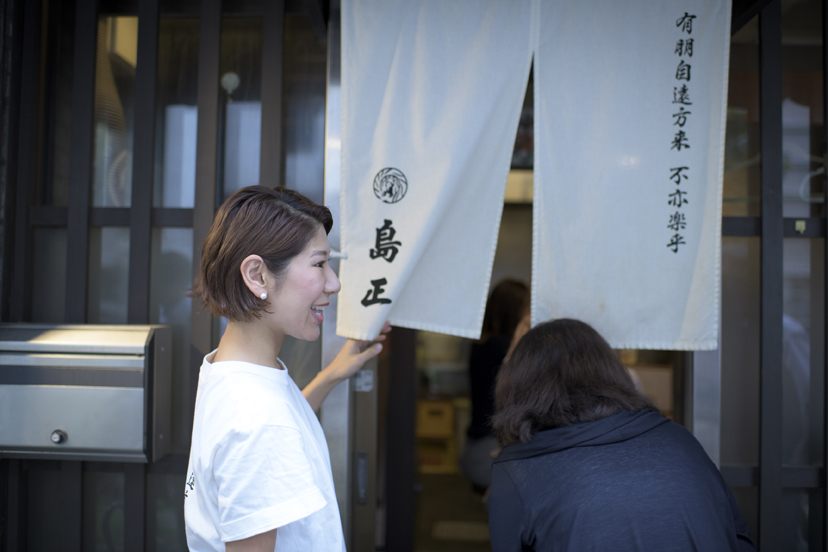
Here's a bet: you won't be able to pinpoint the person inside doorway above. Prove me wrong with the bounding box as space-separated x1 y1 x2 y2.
460 278 528 491
488 318 755 551
184 185 389 552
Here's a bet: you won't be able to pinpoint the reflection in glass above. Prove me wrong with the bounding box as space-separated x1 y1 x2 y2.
154 18 200 208
219 18 262 201
93 17 138 207
81 472 125 552
782 97 821 218
720 237 760 468
283 16 327 204
781 0 823 218
724 16 760 217
87 227 130 324
779 2 824 548
781 489 811 552
782 239 824 469
150 228 193 453
223 101 261 195
32 228 67 323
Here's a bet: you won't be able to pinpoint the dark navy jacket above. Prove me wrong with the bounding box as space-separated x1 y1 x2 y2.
489 410 755 551
467 336 510 439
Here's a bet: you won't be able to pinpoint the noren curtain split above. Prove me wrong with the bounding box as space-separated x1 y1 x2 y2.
337 0 731 350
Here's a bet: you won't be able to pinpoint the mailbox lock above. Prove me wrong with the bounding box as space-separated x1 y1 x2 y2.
50 429 67 444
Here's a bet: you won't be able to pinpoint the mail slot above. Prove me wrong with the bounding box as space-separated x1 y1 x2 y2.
0 324 172 463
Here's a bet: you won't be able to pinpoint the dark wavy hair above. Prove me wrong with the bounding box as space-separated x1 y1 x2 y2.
481 279 529 340
190 185 333 322
492 318 655 447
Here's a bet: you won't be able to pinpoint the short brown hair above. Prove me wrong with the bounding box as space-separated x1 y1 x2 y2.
190 185 333 322
492 319 655 447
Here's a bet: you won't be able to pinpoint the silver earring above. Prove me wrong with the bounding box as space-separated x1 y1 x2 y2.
260 292 268 300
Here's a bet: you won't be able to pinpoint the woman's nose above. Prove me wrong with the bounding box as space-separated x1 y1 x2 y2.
325 267 342 295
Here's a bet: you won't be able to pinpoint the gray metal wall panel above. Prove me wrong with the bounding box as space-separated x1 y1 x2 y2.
0 386 144 454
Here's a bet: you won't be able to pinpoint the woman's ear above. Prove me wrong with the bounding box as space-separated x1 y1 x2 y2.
239 255 271 298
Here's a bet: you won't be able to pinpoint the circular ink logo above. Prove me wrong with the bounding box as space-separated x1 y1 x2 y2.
373 168 408 204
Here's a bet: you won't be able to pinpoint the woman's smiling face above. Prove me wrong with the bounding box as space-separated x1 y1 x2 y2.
266 224 341 342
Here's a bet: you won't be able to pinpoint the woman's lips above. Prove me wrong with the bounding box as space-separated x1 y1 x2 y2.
311 306 324 323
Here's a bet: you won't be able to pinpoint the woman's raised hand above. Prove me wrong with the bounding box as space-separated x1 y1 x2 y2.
326 321 392 383
302 322 392 412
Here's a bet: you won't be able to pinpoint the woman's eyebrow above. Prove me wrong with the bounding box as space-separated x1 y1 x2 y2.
310 250 331 258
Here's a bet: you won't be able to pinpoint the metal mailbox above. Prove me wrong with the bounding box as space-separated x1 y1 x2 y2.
0 324 171 463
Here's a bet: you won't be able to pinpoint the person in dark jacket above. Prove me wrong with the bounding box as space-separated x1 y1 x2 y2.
488 319 755 552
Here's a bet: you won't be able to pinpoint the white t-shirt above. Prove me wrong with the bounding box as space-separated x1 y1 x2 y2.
184 353 345 551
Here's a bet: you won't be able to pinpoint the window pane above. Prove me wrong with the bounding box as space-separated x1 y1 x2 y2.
283 15 326 205
781 0 823 218
720 237 761 467
782 238 824 468
31 228 67 323
93 17 138 207
147 3 199 550
781 489 812 550
724 16 760 217
219 18 263 201
149 228 193 453
87 227 130 324
720 236 761 542
154 18 200 208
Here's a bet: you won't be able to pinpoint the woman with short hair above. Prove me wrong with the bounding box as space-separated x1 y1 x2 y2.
184 185 388 552
489 318 755 551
